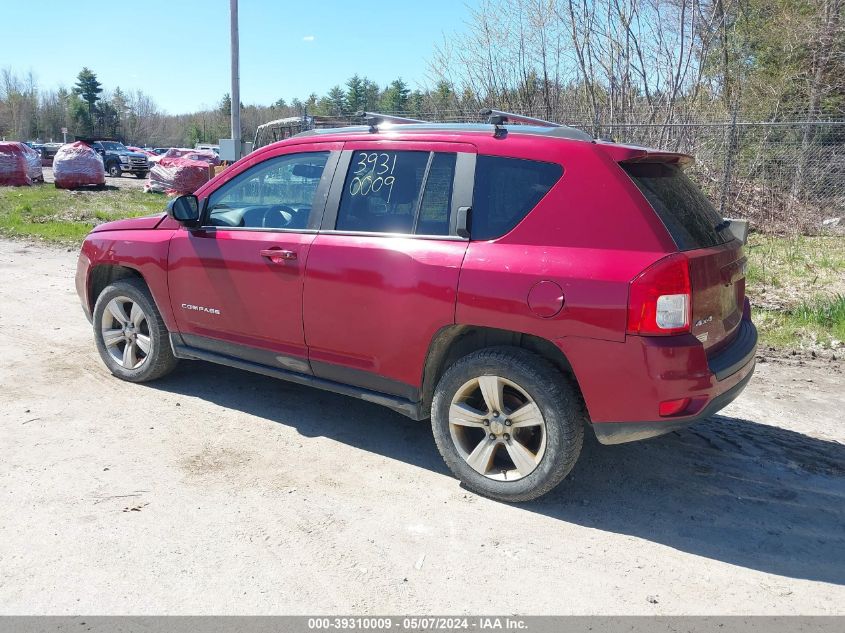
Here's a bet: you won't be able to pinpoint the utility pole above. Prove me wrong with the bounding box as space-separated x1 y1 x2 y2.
230 0 241 159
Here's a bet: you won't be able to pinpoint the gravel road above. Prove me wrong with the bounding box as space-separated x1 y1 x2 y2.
1 238 843 615
42 167 148 190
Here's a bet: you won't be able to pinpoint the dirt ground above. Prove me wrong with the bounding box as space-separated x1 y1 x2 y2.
0 238 843 615
42 167 147 190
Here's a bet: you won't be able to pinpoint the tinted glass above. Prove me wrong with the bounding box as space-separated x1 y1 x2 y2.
206 152 328 230
472 156 562 240
336 151 456 235
416 153 456 235
623 162 730 250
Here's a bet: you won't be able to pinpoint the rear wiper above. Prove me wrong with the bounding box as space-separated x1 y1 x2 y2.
714 219 731 232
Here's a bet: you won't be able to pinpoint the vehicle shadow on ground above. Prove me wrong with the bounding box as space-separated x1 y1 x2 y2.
149 360 845 586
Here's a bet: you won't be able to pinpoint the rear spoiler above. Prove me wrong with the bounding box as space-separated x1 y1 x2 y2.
595 141 694 167
620 151 694 167
724 218 749 244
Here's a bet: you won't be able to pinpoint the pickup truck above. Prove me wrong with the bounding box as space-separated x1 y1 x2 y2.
85 139 150 178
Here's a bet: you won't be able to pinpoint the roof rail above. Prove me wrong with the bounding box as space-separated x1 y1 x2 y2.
354 111 426 132
480 109 560 128
480 108 593 141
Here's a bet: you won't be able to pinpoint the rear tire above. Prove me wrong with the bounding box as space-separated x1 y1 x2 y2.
92 278 178 382
431 347 585 502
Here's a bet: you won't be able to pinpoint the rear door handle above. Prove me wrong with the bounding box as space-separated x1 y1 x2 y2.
260 248 297 262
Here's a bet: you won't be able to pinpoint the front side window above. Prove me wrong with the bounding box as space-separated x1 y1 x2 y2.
206 151 329 230
471 156 562 240
336 150 456 235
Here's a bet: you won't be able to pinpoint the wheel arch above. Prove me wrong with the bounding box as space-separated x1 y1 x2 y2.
88 264 145 315
420 325 581 417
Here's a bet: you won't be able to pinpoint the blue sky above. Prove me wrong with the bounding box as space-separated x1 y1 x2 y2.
3 1 472 113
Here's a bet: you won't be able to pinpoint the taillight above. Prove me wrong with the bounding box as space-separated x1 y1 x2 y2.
627 253 691 336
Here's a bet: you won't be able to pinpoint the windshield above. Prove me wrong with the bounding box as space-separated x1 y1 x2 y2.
100 141 127 151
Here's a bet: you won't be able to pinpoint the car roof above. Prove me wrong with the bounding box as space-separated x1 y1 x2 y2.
294 122 594 142
248 121 692 167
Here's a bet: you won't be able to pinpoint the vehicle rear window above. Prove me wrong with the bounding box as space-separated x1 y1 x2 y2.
622 162 730 250
472 156 562 240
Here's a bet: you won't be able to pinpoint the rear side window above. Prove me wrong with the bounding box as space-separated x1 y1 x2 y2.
622 162 730 250
471 156 562 240
336 150 456 235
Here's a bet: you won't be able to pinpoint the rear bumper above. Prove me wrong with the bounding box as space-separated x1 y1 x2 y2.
557 317 758 444
591 361 754 444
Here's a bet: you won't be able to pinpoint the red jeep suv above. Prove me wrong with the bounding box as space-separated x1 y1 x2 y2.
76 111 756 502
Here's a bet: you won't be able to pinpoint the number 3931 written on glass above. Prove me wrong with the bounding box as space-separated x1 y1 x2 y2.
349 152 398 202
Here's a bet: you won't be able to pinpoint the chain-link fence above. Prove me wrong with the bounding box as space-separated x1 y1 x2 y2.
593 119 845 235
313 110 844 235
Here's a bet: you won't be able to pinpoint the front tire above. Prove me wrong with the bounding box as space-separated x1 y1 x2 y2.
431 347 585 502
92 278 178 382
107 162 122 177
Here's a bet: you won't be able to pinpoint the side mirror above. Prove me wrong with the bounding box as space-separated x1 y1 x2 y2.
166 194 200 226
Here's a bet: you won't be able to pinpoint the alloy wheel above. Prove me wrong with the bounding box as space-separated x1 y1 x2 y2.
100 296 152 370
448 375 547 481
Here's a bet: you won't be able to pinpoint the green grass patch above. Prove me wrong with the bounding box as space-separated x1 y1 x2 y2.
746 234 845 350
754 295 845 350
0 183 167 243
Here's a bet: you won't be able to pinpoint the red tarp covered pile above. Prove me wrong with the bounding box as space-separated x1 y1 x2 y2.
181 150 221 166
22 143 43 182
145 157 213 195
53 142 105 189
161 148 193 159
0 142 42 186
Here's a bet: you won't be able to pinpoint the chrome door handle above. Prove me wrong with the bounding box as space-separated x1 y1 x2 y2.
259 248 297 262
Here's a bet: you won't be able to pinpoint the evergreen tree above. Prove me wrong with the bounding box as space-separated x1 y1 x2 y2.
362 78 380 110
219 93 232 117
68 92 92 135
407 90 425 117
345 74 365 112
72 67 102 124
379 78 410 113
326 85 346 115
96 101 120 137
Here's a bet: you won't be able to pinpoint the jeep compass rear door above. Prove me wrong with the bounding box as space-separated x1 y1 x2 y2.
303 141 475 400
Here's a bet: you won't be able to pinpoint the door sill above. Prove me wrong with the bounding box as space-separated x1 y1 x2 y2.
170 335 424 420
